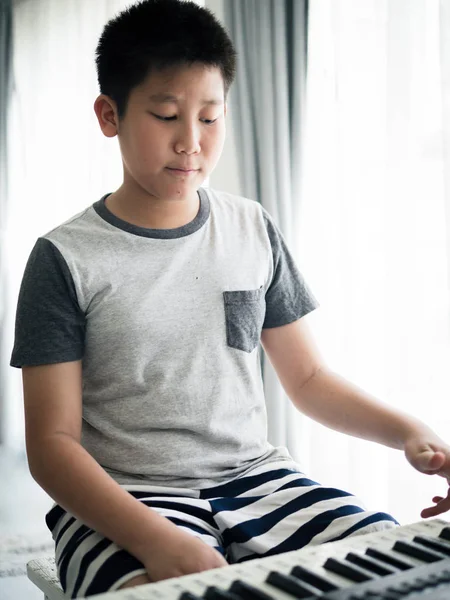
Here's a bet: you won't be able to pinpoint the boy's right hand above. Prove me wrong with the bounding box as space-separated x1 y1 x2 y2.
141 527 228 582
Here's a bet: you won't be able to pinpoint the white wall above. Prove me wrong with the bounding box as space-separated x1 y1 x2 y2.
205 0 243 197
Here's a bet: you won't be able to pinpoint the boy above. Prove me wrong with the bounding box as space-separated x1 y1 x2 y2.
10 0 450 597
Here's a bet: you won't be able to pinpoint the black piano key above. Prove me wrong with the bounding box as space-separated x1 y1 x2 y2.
323 557 373 583
345 552 396 576
179 593 203 600
393 540 446 563
413 535 450 557
439 527 450 541
204 586 243 600
290 564 338 592
266 571 319 598
229 580 275 600
365 547 415 570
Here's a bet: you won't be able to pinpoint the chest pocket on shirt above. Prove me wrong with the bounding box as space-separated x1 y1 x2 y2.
223 287 265 353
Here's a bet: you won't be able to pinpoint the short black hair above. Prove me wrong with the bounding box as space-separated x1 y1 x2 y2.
95 0 237 119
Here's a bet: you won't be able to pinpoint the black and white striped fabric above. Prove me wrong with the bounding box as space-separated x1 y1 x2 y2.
45 461 398 598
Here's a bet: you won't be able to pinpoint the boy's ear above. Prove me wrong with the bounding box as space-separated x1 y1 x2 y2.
93 94 120 138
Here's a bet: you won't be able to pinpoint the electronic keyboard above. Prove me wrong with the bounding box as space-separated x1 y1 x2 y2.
97 518 450 599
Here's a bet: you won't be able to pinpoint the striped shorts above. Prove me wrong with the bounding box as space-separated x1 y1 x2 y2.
45 460 398 598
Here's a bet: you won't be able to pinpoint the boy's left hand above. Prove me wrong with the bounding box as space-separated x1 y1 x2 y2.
404 432 450 518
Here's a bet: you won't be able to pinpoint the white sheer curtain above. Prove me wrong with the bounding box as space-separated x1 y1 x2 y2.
296 0 450 525
3 0 132 451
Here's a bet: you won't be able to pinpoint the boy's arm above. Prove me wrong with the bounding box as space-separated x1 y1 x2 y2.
261 316 450 516
261 316 425 448
23 361 226 578
23 360 176 560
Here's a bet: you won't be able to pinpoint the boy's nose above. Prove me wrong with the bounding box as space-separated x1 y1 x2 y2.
174 124 201 155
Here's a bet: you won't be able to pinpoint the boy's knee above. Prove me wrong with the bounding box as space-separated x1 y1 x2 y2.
117 573 151 590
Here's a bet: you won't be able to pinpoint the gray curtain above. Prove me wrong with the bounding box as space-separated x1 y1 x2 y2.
0 0 13 446
223 0 309 456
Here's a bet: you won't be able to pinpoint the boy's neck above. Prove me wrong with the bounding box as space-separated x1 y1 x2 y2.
105 186 200 230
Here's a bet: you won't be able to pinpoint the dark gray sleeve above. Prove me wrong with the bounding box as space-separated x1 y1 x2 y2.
263 213 319 328
10 237 85 367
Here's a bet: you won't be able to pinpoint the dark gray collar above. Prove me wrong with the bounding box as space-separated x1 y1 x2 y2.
93 187 210 239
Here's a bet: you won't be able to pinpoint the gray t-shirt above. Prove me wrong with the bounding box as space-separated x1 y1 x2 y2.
11 188 318 488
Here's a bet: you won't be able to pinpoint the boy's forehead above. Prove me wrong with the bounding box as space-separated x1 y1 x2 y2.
137 64 225 103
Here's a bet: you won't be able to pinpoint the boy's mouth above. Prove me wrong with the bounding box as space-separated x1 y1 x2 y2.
166 167 199 175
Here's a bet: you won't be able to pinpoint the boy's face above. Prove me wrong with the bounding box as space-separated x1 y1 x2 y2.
97 64 227 203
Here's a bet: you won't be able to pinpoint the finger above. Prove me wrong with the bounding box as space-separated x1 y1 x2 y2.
421 504 443 519
415 450 446 473
432 496 444 503
421 497 450 519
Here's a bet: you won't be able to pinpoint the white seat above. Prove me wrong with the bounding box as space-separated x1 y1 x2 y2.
27 555 151 599
27 556 65 600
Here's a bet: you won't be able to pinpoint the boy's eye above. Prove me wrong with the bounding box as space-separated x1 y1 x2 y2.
152 113 176 121
150 113 218 125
